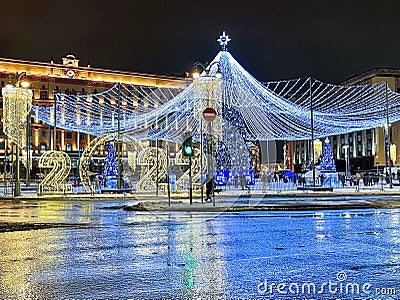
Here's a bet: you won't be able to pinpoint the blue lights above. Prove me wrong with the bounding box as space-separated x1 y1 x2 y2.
34 50 400 145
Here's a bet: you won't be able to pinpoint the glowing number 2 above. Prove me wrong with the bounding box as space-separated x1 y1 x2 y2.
175 148 206 191
136 147 167 192
38 150 72 194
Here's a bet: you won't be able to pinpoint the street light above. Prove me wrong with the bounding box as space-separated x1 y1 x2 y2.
1 72 32 196
193 62 222 79
385 83 393 188
343 145 349 181
0 137 6 195
193 61 222 205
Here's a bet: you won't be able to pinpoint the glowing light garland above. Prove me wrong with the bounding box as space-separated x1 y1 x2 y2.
2 84 32 148
33 44 400 145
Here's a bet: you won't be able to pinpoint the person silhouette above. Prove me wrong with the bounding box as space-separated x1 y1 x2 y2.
205 178 214 201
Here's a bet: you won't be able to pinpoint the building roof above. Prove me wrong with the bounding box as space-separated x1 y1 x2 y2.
342 68 400 86
0 55 191 88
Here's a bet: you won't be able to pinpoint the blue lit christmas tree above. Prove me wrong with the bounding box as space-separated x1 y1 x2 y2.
223 106 252 141
103 143 118 177
215 141 232 171
320 138 336 172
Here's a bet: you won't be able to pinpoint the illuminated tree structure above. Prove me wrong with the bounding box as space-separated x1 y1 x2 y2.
320 138 338 186
102 143 118 188
320 138 336 172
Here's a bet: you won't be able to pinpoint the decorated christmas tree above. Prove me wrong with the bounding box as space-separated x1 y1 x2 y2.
103 143 118 177
320 138 336 172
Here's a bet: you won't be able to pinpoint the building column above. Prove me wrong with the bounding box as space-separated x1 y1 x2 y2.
61 131 65 151
372 128 376 156
362 130 367 156
336 135 341 159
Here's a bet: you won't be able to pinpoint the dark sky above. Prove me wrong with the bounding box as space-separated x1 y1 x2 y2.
1 0 400 83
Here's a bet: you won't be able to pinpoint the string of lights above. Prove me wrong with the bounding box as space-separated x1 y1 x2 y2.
33 50 400 142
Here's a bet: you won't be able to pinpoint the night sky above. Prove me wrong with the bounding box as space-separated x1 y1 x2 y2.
2 0 400 83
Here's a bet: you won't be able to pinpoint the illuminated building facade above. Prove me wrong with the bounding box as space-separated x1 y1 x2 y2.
289 69 400 174
0 54 190 179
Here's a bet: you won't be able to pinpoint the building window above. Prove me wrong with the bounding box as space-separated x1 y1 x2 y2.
41 130 47 138
40 91 48 99
40 143 47 151
66 144 72 152
79 133 85 140
357 144 362 156
66 131 73 139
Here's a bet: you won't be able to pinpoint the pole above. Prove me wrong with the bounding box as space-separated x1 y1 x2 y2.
14 144 20 196
200 118 204 203
166 143 171 206
117 83 121 190
207 122 213 179
310 77 315 188
26 112 31 187
385 83 393 188
189 154 192 205
156 139 159 196
77 131 81 177
10 143 14 196
3 138 7 196
53 96 57 150
266 140 270 173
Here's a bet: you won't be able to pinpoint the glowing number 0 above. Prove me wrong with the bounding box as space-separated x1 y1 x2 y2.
38 150 72 194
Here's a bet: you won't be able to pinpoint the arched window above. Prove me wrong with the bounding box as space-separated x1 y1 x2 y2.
40 142 47 151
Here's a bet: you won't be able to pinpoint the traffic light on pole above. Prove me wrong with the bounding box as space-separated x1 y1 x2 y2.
183 137 193 156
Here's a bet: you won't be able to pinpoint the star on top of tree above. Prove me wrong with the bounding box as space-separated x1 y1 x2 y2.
217 31 231 51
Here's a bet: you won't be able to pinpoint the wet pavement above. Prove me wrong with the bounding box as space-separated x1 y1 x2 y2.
0 199 399 299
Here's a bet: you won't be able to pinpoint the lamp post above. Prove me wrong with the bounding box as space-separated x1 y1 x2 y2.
309 77 316 188
193 61 222 205
385 83 393 188
1 72 32 197
117 82 122 190
26 109 32 187
343 145 349 182
0 137 6 195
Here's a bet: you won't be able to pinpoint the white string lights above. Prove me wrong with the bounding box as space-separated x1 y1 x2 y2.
33 50 400 143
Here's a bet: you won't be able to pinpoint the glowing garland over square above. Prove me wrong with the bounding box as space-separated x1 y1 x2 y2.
31 32 400 145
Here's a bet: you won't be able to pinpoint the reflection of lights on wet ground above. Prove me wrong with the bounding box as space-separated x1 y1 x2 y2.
314 212 325 232
0 202 399 299
389 210 400 246
0 229 60 299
